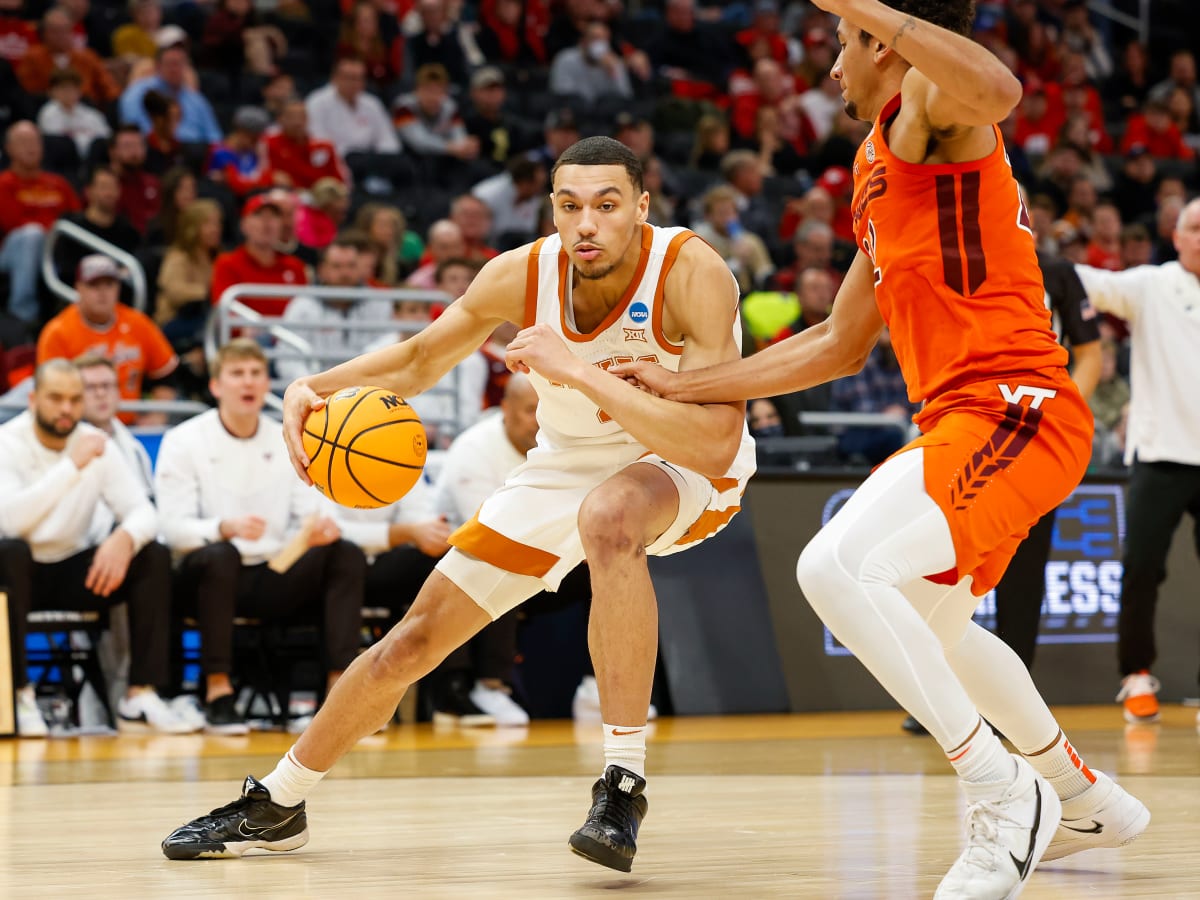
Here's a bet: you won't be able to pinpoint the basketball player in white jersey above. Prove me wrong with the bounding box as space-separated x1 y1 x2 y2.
161 137 755 872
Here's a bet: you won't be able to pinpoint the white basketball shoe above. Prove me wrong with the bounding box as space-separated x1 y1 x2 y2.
1041 770 1150 861
935 756 1060 899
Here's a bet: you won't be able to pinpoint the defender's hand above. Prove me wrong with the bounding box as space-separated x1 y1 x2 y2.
608 360 677 399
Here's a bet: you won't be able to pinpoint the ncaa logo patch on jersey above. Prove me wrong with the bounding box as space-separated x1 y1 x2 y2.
865 140 876 164
628 301 650 324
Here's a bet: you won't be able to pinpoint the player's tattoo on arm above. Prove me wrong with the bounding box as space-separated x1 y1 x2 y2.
890 16 916 50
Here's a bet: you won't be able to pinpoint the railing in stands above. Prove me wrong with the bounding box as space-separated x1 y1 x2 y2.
1088 0 1150 44
208 283 459 429
41 219 149 313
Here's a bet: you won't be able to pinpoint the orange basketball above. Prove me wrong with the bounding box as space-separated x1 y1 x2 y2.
302 386 427 509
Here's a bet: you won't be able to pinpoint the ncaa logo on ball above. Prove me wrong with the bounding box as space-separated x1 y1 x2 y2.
628 302 650 324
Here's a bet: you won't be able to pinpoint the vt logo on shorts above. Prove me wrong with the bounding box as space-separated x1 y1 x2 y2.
949 384 1053 511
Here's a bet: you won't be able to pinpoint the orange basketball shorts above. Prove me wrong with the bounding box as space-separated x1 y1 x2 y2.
901 370 1094 596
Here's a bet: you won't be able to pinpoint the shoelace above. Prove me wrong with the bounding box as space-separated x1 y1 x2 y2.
592 788 639 832
1115 674 1161 702
957 800 1025 874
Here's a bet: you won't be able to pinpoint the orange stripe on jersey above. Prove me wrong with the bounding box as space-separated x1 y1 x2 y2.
651 229 695 356
448 513 559 578
674 504 740 546
708 476 740 493
523 237 547 328
559 223 654 343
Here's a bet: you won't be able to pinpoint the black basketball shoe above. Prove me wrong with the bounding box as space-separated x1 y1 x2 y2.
161 776 309 860
568 765 648 872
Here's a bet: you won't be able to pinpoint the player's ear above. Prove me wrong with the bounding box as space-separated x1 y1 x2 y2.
637 190 649 224
873 39 891 64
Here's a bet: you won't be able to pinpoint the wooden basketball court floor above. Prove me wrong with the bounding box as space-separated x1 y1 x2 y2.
1 705 1197 899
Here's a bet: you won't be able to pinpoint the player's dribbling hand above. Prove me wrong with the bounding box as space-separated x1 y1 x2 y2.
608 360 675 399
282 379 326 485
69 432 107 470
505 324 585 385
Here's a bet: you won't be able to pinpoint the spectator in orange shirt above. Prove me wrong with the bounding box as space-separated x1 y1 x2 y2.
17 7 120 106
210 193 308 317
37 254 179 419
0 121 82 326
264 99 347 190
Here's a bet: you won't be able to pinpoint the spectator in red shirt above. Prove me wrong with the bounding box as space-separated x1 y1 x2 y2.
734 0 791 68
265 99 347 190
0 0 37 66
109 125 161 234
210 193 308 316
730 58 815 156
1121 97 1196 161
1085 202 1124 271
1014 84 1064 157
0 120 81 325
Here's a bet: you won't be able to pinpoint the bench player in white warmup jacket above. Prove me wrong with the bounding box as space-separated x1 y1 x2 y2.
162 136 755 872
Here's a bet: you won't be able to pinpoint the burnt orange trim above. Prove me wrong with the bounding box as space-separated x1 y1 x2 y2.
448 513 559 578
674 504 741 546
559 223 654 343
523 237 547 328
651 230 696 356
708 476 740 493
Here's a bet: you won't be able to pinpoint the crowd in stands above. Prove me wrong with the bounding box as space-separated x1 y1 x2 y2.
0 0 1198 732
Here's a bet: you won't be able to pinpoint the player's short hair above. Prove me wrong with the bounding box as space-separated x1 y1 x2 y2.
212 338 268 376
551 136 644 195
859 1 976 42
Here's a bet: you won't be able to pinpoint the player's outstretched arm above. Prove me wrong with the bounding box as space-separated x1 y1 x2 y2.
824 0 1021 127
281 250 525 482
613 250 884 404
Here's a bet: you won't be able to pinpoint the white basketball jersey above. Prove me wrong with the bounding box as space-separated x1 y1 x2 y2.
523 224 755 479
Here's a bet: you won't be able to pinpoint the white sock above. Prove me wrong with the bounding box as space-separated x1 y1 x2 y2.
602 723 647 778
948 718 1017 786
1023 731 1097 800
260 748 327 808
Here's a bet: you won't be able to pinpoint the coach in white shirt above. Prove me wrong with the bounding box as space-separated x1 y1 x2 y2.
155 339 366 734
0 359 189 736
1076 196 1200 720
304 57 400 158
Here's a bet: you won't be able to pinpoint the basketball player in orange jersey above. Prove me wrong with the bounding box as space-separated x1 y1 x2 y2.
160 136 756 872
614 2 1149 896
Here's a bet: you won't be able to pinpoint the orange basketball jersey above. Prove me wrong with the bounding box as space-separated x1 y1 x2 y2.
851 94 1067 426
